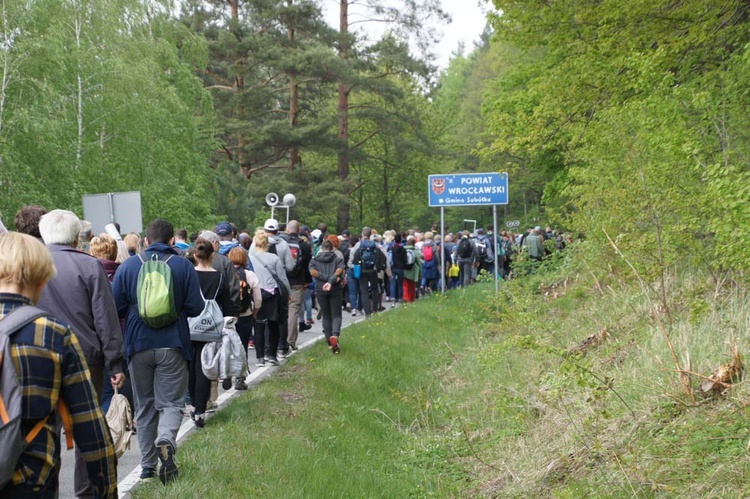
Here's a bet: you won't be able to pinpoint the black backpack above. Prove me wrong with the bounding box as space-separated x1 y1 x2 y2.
235 267 253 314
339 239 351 263
457 237 473 258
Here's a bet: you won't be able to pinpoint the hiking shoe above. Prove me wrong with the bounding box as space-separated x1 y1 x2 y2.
329 336 340 354
221 378 232 390
156 440 178 484
255 358 266 367
139 467 156 483
267 356 280 366
235 378 248 390
194 413 206 429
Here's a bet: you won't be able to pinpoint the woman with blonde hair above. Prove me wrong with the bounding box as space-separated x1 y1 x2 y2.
248 230 291 367
123 232 142 256
0 233 118 497
90 233 119 281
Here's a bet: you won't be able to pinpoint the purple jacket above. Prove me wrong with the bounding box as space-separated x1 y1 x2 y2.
37 244 125 374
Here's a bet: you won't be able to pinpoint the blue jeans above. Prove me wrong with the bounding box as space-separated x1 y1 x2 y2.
390 269 404 301
346 268 361 311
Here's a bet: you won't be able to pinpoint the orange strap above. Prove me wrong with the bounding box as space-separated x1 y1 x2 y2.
57 400 74 450
22 400 73 449
0 393 9 424
24 415 49 444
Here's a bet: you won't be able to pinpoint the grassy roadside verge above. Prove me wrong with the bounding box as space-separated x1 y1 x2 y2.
132 285 496 498
133 263 750 498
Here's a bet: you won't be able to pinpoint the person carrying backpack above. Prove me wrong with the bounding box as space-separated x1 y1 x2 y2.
112 219 204 484
0 232 118 498
474 228 495 277
455 231 477 287
228 247 262 375
402 235 422 302
279 220 312 351
348 227 383 318
420 232 440 293
388 234 407 307
186 239 233 428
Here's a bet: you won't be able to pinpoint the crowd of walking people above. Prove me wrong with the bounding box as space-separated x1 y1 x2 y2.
0 205 568 498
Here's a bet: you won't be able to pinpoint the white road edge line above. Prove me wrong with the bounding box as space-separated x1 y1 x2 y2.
117 331 329 498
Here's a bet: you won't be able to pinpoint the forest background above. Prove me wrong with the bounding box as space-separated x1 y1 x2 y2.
1 0 749 275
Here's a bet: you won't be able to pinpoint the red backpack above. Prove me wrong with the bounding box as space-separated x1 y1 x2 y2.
422 244 434 262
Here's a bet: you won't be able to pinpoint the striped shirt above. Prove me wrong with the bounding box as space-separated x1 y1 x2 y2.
0 293 117 497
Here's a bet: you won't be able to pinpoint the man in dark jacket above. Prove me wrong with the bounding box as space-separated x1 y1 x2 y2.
37 209 125 499
282 220 312 350
389 234 407 306
112 219 204 485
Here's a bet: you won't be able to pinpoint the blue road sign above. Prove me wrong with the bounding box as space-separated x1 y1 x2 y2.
428 172 508 207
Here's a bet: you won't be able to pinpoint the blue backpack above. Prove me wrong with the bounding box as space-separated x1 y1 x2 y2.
359 240 377 271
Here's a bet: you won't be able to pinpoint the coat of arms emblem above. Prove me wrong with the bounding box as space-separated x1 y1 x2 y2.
431 178 446 195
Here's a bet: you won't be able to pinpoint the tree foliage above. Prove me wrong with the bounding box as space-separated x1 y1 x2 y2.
0 0 217 228
480 0 750 273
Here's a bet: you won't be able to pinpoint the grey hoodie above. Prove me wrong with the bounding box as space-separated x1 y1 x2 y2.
309 250 345 292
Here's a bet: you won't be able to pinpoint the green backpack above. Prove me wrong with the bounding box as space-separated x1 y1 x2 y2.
136 253 178 329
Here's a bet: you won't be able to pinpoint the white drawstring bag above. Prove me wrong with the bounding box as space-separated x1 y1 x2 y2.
201 318 246 381
222 317 247 379
201 340 221 381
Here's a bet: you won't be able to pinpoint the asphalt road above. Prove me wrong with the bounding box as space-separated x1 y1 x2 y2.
58 306 373 499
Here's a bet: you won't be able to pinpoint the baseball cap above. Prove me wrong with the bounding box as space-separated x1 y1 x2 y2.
341 229 350 237
216 222 233 237
264 219 279 232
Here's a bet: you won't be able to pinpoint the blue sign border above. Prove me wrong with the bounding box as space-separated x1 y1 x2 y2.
428 172 508 207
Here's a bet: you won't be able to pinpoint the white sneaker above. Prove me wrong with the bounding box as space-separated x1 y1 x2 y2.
391 301 396 308
352 309 358 316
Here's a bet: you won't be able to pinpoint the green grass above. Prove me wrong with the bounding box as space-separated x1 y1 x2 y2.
132 266 750 499
132 286 493 499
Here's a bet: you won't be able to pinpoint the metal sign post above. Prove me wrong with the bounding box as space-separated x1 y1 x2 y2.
429 172 509 293
441 207 445 294
492 205 499 292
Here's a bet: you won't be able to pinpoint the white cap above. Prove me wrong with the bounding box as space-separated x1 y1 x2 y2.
264 219 279 232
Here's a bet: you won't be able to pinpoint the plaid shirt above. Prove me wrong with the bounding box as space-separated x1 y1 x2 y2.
0 293 117 497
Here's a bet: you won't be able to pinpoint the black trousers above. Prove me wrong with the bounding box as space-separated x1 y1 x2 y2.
358 271 379 316
188 341 211 415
